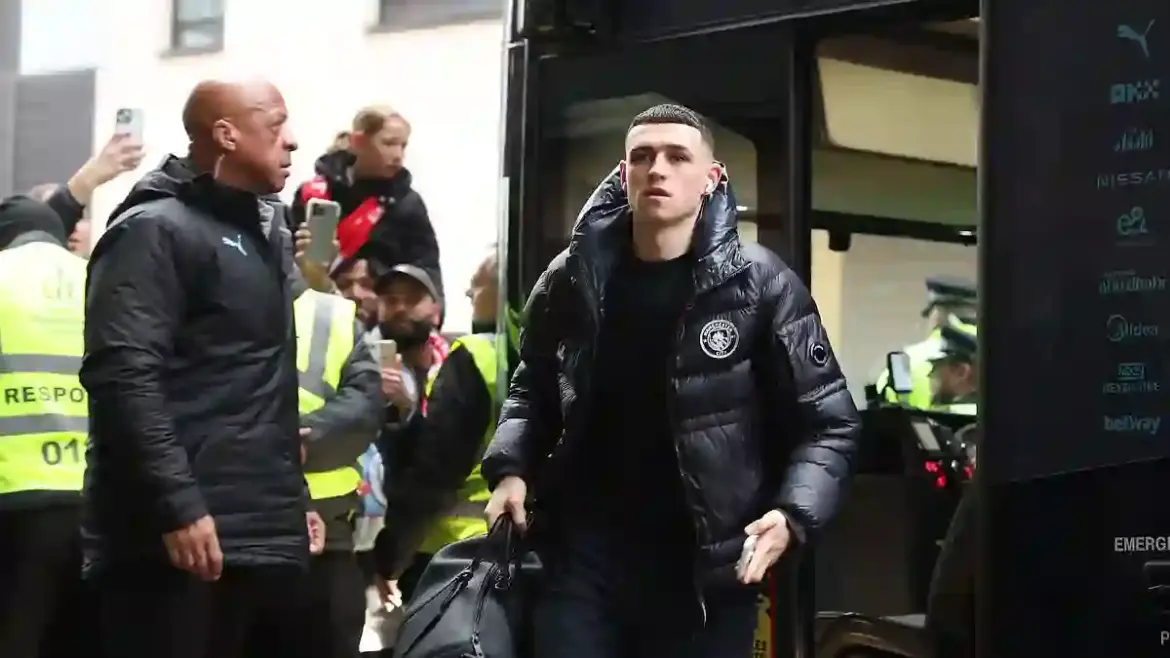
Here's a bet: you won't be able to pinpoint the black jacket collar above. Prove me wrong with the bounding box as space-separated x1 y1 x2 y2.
566 167 748 310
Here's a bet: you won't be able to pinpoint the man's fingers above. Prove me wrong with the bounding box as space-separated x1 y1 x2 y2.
207 534 224 581
299 427 311 438
509 502 528 531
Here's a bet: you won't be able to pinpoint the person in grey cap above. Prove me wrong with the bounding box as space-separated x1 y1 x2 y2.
0 196 96 658
926 321 979 415
875 275 978 410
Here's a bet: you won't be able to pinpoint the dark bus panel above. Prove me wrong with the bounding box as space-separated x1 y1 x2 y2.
493 0 1170 655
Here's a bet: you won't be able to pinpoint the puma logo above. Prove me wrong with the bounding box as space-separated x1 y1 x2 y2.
221 234 247 256
1118 20 1155 58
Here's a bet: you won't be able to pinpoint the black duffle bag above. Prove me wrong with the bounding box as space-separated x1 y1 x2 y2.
394 517 540 658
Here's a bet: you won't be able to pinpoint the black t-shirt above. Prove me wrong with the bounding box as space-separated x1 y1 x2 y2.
564 249 695 557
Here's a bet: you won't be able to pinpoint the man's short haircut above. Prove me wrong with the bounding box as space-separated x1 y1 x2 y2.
627 103 714 151
352 105 411 136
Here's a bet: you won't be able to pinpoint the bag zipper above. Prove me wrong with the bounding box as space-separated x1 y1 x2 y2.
397 569 474 657
469 564 501 657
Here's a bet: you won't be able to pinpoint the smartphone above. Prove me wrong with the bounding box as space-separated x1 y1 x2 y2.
304 199 342 264
114 108 145 143
376 339 398 369
736 535 758 578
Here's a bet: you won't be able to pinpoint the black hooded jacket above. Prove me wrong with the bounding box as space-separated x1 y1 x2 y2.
290 150 442 298
79 157 308 571
482 169 862 571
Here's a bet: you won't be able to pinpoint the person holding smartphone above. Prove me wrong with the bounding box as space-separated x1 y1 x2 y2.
482 104 862 658
25 129 145 258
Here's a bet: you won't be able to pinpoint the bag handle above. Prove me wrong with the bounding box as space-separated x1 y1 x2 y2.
465 515 524 582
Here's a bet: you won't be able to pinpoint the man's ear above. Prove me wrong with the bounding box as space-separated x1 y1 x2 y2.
618 160 627 192
705 162 722 195
212 120 238 152
350 131 366 149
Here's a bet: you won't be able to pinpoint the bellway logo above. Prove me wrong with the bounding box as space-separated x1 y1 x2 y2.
1099 269 1167 294
1104 415 1161 434
1111 79 1160 104
1097 168 1170 189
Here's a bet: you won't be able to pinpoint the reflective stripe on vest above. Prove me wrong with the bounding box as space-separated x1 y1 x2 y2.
418 333 500 554
0 243 88 495
294 290 364 501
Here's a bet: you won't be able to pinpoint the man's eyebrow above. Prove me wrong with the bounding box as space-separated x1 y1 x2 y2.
629 144 694 154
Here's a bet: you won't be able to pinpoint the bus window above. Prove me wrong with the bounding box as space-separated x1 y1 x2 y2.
814 231 977 406
515 27 789 292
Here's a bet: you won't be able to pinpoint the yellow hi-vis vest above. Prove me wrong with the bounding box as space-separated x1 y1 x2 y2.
0 242 87 496
418 333 499 555
876 328 942 410
294 289 363 501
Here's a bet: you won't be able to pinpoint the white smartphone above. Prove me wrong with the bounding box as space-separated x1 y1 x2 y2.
736 535 758 578
376 339 398 369
114 108 145 143
304 199 342 264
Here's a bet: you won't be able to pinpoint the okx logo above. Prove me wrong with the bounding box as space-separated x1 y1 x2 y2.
1111 79 1160 104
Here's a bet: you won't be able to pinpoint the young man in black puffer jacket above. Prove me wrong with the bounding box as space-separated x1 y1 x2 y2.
483 104 862 658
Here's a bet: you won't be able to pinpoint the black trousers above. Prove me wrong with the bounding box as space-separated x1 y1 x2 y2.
533 530 757 658
305 551 368 658
95 561 315 658
0 504 97 658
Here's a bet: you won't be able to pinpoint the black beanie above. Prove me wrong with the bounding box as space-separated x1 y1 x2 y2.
0 195 67 249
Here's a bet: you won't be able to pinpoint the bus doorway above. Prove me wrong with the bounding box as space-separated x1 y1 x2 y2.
498 2 981 657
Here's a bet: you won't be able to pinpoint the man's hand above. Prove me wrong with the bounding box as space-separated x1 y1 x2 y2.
307 510 326 554
484 476 528 531
162 515 223 582
294 226 312 260
738 509 792 584
381 355 413 412
375 578 403 610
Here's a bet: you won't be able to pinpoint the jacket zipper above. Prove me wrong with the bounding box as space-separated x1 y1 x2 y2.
668 298 707 628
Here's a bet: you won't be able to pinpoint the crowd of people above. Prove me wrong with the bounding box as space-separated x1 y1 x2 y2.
0 77 862 658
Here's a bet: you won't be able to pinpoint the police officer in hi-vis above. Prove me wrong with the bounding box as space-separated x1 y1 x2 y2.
294 276 384 658
875 275 977 410
0 196 92 658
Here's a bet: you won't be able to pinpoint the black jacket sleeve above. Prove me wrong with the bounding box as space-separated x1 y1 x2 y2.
80 211 207 531
301 320 382 473
375 347 492 577
44 184 85 237
760 266 861 545
481 253 566 489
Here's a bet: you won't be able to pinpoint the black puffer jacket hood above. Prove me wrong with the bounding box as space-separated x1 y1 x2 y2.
484 167 861 589
107 155 304 291
312 149 415 195
107 154 195 223
567 165 746 301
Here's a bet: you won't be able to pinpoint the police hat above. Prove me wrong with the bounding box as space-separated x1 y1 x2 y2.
922 275 977 318
930 323 978 363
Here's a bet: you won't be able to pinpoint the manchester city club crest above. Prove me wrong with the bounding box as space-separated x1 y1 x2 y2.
699 319 739 359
